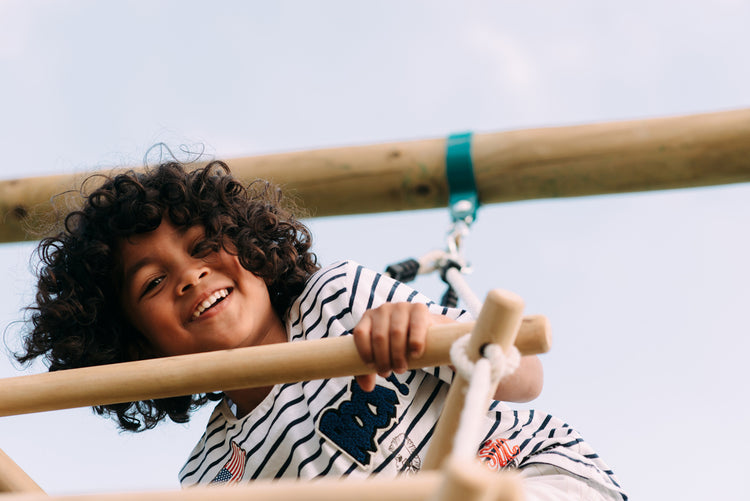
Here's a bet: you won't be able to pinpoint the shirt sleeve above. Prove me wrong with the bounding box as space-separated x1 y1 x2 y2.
343 260 470 323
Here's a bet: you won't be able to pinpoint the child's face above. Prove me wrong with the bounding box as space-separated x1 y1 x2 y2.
117 219 286 357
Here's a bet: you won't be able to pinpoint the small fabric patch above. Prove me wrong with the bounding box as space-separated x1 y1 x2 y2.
317 379 400 468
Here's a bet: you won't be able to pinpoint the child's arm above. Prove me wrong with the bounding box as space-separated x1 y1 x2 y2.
491 353 543 402
351 302 543 401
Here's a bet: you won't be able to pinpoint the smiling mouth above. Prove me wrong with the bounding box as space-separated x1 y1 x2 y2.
192 288 232 319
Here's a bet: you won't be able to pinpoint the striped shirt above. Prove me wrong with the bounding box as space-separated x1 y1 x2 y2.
179 261 626 499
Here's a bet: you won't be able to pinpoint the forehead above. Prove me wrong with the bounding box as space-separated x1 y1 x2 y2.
120 220 190 252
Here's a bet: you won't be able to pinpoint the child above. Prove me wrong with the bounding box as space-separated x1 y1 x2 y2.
17 160 626 500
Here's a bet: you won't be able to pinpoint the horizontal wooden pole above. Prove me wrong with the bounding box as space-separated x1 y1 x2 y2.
1 108 749 243
0 468 520 501
0 449 44 494
0 315 549 417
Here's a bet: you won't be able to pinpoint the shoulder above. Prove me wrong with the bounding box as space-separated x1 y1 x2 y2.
290 260 469 328
298 260 379 301
285 261 361 340
327 261 469 321
179 400 232 487
296 260 359 303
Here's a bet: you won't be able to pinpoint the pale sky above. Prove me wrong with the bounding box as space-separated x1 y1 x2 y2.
1 2 749 500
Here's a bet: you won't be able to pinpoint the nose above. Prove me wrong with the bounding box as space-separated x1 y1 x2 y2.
177 265 209 294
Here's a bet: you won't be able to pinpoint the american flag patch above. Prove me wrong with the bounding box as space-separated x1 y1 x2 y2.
211 441 246 484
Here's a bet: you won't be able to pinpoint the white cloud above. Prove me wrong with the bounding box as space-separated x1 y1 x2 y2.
465 24 537 91
0 2 33 59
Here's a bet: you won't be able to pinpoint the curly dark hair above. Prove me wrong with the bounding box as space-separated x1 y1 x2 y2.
16 160 319 431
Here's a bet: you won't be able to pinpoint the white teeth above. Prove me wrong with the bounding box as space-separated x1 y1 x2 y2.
192 289 229 318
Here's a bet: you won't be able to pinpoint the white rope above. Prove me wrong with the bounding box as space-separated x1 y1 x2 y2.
443 266 482 318
412 247 482 316
448 334 521 461
405 219 526 462
450 335 521 384
416 249 448 275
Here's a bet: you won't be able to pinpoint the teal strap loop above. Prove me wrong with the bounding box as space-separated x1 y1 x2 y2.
445 132 479 224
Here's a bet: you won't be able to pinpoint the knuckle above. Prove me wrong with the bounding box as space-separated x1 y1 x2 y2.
389 321 407 337
371 329 389 346
351 326 368 342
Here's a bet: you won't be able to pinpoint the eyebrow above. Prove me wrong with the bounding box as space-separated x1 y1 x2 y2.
122 256 155 291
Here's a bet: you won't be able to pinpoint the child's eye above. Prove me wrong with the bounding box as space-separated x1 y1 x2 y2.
191 240 215 258
141 276 164 297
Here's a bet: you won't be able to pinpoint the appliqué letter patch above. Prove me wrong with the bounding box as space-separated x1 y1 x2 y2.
477 438 520 470
317 379 399 468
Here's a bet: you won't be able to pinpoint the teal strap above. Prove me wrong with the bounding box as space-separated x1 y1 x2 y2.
445 132 479 224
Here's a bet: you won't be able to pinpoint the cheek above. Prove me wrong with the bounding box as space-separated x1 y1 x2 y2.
223 254 268 286
127 304 169 342
146 305 174 329
118 304 166 357
224 253 251 274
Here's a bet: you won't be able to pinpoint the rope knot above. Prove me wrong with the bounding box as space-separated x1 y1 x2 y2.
449 334 521 387
447 334 522 462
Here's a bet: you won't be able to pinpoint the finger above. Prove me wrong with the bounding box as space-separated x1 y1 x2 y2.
355 374 377 393
407 304 431 359
369 307 393 377
389 304 411 373
352 313 375 367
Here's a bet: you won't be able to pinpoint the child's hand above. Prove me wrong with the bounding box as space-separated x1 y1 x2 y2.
352 302 432 392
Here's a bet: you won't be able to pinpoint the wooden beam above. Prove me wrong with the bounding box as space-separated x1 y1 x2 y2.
0 315 549 417
0 468 520 501
0 448 45 494
2 108 748 243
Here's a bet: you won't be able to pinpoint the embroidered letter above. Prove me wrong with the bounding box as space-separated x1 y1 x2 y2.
386 373 410 396
477 438 520 470
318 380 399 466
